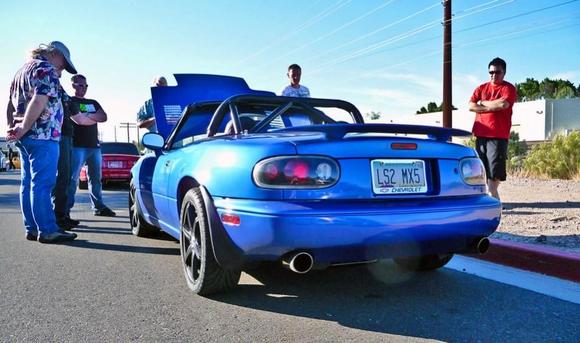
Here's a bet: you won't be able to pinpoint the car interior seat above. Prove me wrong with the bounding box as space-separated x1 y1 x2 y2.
224 116 257 135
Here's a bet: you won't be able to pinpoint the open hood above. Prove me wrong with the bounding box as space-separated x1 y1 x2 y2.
152 74 275 138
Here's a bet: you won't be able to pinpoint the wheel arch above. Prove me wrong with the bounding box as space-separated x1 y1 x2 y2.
178 176 245 270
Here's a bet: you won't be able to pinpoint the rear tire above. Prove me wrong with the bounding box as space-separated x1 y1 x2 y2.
129 182 158 237
394 253 454 271
180 188 240 295
78 180 88 190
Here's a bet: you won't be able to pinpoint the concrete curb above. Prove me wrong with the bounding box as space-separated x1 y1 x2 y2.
465 238 580 283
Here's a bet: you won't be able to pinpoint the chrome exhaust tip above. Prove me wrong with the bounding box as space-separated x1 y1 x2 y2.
476 237 490 254
282 252 314 274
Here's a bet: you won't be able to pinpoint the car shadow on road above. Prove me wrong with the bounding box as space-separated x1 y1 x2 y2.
503 201 579 209
72 226 133 235
209 261 577 341
0 193 20 207
77 218 129 224
63 239 180 255
0 176 22 187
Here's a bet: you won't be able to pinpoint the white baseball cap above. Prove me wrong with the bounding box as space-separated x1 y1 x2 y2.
48 41 77 74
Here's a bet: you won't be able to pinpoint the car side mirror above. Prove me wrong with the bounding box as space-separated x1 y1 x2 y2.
142 132 164 150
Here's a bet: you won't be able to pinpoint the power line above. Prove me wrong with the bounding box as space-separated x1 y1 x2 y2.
364 0 580 60
308 0 515 74
233 0 352 67
357 16 580 81
254 0 397 69
301 1 441 65
455 0 580 34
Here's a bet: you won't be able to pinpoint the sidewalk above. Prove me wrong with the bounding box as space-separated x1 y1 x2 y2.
465 238 580 283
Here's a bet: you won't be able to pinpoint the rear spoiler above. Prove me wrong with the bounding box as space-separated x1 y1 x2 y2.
151 74 275 138
273 123 472 141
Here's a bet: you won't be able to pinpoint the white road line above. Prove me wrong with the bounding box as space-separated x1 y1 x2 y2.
447 255 580 304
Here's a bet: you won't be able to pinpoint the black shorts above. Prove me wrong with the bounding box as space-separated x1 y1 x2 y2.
475 137 508 181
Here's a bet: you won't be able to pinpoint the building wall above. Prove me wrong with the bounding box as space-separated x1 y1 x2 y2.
511 100 546 141
397 98 580 142
546 98 580 138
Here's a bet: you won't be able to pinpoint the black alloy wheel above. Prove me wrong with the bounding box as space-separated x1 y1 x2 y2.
129 182 158 237
180 188 240 295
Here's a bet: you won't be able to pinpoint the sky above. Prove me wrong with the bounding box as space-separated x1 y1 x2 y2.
1 0 579 142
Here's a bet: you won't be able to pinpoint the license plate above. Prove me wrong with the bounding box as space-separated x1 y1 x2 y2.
107 161 124 169
371 159 428 194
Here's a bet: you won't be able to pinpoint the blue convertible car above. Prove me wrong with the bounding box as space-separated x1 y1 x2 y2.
130 74 501 295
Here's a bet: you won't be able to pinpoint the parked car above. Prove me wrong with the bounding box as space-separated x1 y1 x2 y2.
79 142 140 189
129 74 501 296
0 152 6 172
11 156 20 170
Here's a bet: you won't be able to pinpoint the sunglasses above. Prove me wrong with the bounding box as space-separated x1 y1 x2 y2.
488 70 503 75
73 83 88 87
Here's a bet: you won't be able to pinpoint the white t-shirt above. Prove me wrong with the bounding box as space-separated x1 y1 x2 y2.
281 85 310 98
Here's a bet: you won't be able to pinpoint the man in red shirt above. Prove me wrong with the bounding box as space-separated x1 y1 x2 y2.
469 57 517 201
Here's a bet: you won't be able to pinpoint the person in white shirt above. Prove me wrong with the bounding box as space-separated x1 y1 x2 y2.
280 64 310 97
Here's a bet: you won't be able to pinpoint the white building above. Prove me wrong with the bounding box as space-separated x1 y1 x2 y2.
398 98 580 141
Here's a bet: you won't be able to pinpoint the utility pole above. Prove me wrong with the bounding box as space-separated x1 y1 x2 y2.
119 122 137 143
442 0 452 128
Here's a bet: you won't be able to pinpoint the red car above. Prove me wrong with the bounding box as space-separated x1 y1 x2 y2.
79 142 140 189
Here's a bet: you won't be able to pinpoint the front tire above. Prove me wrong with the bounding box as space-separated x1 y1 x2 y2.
129 182 158 237
394 253 454 271
180 188 240 295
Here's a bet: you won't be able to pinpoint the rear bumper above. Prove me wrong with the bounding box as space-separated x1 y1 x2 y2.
102 169 131 180
212 195 501 265
79 169 131 182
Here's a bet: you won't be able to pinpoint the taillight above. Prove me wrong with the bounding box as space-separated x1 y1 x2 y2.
253 156 340 188
460 158 487 186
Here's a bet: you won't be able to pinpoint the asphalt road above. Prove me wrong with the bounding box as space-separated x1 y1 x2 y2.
0 171 578 342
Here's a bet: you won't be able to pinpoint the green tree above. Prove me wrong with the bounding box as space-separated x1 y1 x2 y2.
516 78 541 101
416 106 427 114
365 111 382 120
555 85 576 99
416 101 456 114
540 78 558 99
516 77 579 100
426 102 438 113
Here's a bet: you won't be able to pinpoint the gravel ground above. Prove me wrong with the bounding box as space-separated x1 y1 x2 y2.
493 177 580 254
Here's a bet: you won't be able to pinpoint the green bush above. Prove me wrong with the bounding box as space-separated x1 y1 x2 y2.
507 132 527 172
523 131 580 179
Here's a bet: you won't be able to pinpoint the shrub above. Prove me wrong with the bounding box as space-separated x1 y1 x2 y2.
523 131 580 179
507 132 527 172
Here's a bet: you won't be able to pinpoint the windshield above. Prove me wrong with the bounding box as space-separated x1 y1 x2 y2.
101 143 139 155
169 96 363 149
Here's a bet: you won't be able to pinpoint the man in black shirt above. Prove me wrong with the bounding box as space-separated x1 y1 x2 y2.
52 86 98 229
66 74 116 217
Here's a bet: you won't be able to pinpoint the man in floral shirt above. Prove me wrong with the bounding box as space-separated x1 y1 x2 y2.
6 41 78 243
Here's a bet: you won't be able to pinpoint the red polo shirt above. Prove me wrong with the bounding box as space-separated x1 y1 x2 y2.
470 81 517 139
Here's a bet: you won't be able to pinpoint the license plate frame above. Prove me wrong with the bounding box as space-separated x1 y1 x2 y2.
107 161 124 169
371 159 428 194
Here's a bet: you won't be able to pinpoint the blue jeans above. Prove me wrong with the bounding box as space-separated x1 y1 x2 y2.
67 147 106 213
52 135 72 219
15 136 61 235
